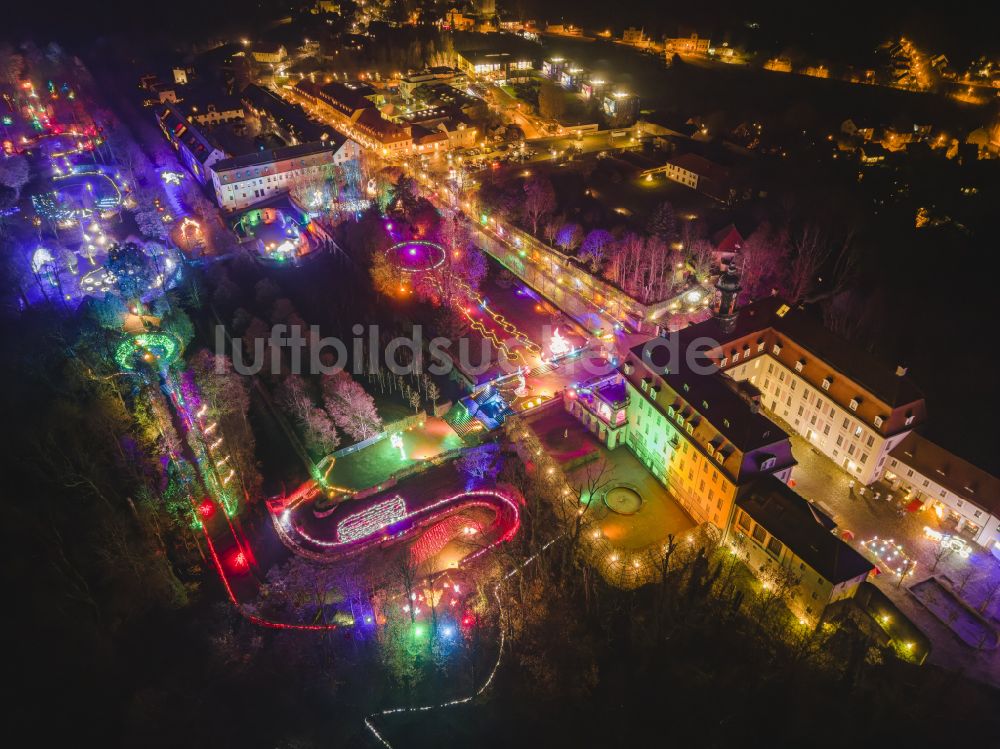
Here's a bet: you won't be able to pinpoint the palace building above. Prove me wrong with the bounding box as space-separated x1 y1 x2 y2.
882 433 1000 555
728 475 875 624
566 264 926 533
665 267 927 486
567 345 797 531
155 104 227 184
210 137 360 211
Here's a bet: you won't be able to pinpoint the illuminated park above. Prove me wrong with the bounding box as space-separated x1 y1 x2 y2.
386 239 446 273
6 17 1000 748
234 203 327 263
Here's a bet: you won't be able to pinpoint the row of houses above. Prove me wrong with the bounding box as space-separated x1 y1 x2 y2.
292 79 478 155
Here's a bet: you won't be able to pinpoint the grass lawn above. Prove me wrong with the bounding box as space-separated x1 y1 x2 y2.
326 416 465 491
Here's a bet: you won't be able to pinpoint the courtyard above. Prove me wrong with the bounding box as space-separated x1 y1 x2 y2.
787 432 1000 686
530 406 696 556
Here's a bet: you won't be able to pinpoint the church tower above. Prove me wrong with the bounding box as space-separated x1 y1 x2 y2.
714 261 742 334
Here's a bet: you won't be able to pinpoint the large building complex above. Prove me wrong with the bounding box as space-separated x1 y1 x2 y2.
883 433 1000 554
661 267 927 486
155 104 228 183
399 67 468 100
242 84 336 145
567 348 797 531
455 49 534 84
665 34 711 55
616 348 796 528
728 475 875 624
210 137 360 211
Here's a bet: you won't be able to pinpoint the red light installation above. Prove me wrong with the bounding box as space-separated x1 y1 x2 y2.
231 550 249 572
189 496 340 632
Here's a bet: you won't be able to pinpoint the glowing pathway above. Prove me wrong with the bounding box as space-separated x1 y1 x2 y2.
428 273 542 364
271 488 521 567
363 534 565 748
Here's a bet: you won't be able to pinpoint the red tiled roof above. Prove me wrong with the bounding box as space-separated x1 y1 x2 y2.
890 433 1000 515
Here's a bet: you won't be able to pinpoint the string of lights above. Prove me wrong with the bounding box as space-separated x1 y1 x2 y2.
363 534 566 747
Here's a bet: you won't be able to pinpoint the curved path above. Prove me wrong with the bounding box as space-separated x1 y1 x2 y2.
271 483 521 568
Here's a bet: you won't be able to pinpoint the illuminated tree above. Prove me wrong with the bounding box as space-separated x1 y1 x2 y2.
579 229 614 270
369 250 400 298
457 442 502 482
278 374 340 457
322 371 382 442
688 238 714 282
737 222 788 302
555 222 584 253
0 155 29 201
106 241 155 303
425 380 440 409
608 233 677 303
407 388 422 413
753 562 801 624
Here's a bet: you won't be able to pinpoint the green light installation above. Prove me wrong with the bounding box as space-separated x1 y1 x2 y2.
115 332 181 371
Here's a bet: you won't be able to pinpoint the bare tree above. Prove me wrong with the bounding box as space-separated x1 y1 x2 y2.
955 565 977 595
754 562 801 624
979 578 1000 615
566 459 614 559
930 542 953 573
786 223 858 304
523 176 556 235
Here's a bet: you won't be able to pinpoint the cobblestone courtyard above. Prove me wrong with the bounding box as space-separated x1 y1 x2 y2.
788 433 1000 686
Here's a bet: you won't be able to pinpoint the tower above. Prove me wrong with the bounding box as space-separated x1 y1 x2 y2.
714 261 742 334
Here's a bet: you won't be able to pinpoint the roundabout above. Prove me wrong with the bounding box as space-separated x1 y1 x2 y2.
386 240 446 273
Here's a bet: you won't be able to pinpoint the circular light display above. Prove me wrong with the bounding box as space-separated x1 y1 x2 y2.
386 240 446 273
114 332 182 371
